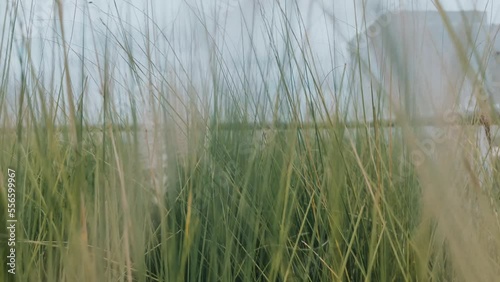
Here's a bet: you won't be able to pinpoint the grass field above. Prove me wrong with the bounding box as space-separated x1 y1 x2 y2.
1 1 500 281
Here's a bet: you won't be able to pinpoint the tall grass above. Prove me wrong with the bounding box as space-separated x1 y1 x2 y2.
1 1 500 281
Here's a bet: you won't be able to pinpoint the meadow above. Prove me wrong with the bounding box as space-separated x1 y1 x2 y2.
1 1 500 281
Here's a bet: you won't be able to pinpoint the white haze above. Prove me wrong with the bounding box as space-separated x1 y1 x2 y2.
1 0 499 123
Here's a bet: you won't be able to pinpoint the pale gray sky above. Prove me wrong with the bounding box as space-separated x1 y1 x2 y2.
2 0 500 121
2 1 495 68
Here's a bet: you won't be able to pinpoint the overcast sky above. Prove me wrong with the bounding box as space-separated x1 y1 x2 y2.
5 0 500 63
2 0 500 121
